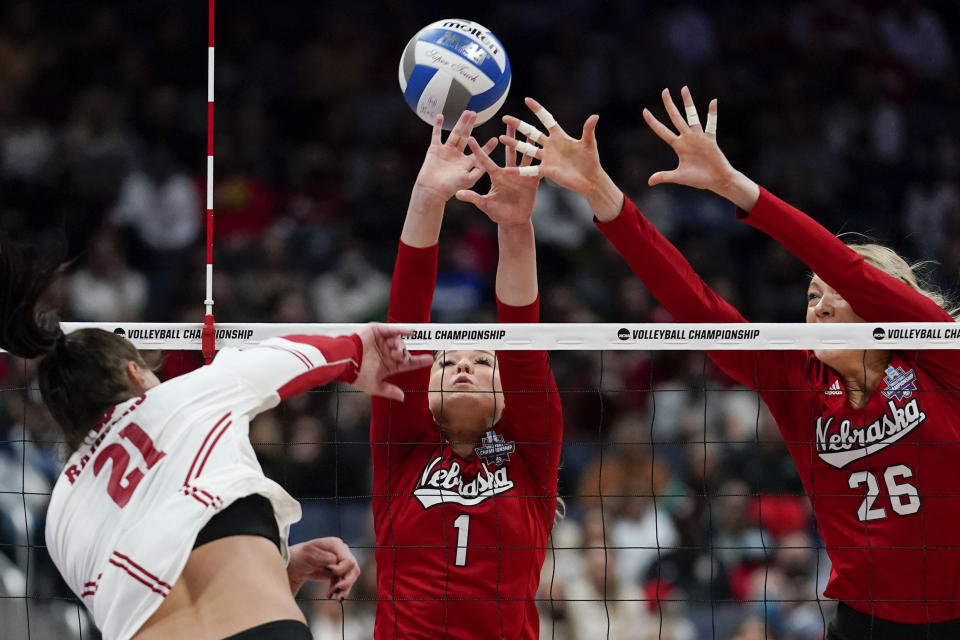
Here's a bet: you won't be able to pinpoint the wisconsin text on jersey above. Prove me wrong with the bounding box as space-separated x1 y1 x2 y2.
413 456 514 508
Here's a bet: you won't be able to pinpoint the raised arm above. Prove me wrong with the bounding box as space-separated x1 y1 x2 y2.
496 97 797 390
642 86 954 325
642 87 959 381
372 112 498 469
457 133 562 499
211 325 431 418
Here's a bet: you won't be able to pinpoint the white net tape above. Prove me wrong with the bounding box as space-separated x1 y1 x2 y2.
60 321 960 351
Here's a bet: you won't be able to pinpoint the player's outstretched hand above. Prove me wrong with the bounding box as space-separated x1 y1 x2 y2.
414 110 498 205
643 86 759 210
455 125 539 227
498 98 605 197
287 536 360 600
353 324 432 402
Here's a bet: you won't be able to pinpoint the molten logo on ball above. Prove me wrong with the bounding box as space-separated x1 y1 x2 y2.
399 19 511 130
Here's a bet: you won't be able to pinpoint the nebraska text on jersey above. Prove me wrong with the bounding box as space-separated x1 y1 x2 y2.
817 390 927 470
414 455 515 508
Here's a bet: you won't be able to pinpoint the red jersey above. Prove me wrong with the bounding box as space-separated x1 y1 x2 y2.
370 241 563 639
596 187 960 624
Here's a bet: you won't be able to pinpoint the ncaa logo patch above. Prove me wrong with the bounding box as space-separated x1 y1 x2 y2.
475 430 515 466
881 365 917 401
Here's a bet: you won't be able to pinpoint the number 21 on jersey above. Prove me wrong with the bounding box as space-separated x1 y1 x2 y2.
93 423 166 508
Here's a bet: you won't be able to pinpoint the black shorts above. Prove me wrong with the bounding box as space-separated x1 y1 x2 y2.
827 602 960 640
221 620 312 640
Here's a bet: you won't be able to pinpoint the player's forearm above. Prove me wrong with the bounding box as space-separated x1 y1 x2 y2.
585 170 624 223
495 221 538 307
400 186 447 248
715 169 760 212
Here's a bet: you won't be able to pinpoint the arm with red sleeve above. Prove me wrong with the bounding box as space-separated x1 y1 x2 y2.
738 186 960 383
211 334 362 418
595 194 804 391
369 241 436 475
496 297 563 502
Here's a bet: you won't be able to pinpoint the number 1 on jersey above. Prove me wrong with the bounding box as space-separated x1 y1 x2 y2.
453 514 470 567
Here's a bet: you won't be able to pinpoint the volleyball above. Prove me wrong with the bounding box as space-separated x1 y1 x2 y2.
399 19 511 129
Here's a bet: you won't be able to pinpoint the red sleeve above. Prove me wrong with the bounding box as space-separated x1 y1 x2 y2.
738 187 960 384
370 241 436 480
495 296 563 497
595 195 803 390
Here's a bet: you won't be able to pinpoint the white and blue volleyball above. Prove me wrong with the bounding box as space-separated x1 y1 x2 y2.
399 19 511 129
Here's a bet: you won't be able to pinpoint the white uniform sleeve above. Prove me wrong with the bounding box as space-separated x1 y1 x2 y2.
208 334 362 418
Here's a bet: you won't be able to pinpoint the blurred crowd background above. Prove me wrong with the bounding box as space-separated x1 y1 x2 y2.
1 0 958 638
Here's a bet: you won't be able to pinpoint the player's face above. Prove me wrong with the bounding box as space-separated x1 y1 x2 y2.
806 274 867 365
428 350 504 428
805 275 865 324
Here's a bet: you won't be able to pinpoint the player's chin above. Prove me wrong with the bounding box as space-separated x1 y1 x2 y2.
429 391 497 419
813 348 862 367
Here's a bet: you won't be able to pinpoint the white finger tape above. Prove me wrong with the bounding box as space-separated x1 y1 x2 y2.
534 107 557 129
685 104 700 127
515 141 541 158
705 111 717 134
518 166 540 177
516 120 544 143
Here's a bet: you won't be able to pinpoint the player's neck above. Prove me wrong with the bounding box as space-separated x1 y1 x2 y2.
448 440 478 458
442 424 487 459
837 350 891 409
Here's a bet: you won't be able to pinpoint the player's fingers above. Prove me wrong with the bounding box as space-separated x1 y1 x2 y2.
519 151 533 168
372 324 413 341
705 98 718 136
505 124 517 167
648 169 681 186
524 97 559 132
661 88 689 133
514 140 541 159
431 114 443 145
498 133 522 150
466 136 500 173
455 189 484 208
517 165 540 178
581 114 600 145
480 136 498 156
395 352 432 372
331 579 353 599
447 110 477 152
465 166 485 184
680 86 702 131
642 109 678 145
515 119 544 144
375 381 405 402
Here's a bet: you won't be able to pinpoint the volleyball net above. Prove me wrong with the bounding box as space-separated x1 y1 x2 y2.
2 322 958 639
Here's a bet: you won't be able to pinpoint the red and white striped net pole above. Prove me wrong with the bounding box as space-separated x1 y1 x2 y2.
202 0 216 364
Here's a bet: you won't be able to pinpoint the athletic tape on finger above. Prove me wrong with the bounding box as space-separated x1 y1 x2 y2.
518 166 539 177
514 141 541 158
533 106 557 129
685 104 700 127
516 120 544 143
705 111 717 135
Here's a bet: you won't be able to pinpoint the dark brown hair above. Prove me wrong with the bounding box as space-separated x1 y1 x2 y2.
0 233 145 452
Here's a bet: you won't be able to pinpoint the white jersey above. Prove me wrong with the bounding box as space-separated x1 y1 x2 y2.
45 334 362 640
